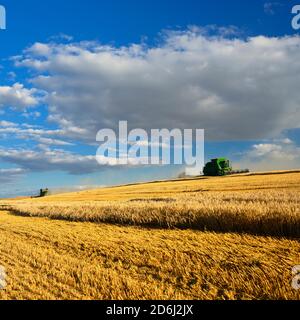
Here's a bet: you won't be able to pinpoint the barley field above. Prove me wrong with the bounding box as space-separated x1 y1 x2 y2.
0 171 300 300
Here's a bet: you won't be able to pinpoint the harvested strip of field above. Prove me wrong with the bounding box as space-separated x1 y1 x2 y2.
0 211 299 300
6 189 300 238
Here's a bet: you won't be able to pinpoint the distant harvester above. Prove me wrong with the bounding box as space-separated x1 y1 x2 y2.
203 158 249 176
39 189 49 197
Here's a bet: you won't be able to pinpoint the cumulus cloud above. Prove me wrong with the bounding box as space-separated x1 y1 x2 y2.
0 145 162 175
0 83 40 109
13 30 300 142
0 121 74 146
1 28 299 178
22 111 41 119
0 125 62 136
237 139 300 171
0 148 99 175
36 137 74 146
0 120 17 127
0 168 27 183
250 143 290 159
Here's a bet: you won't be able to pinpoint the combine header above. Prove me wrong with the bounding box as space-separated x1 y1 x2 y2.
203 158 249 177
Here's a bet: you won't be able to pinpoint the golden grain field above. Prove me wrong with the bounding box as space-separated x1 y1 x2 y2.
0 171 300 300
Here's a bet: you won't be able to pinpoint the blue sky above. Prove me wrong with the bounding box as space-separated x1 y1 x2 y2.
0 0 300 197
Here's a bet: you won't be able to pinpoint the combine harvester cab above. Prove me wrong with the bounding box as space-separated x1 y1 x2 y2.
203 158 249 176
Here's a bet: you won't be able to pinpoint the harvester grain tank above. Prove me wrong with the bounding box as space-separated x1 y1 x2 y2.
203 158 249 176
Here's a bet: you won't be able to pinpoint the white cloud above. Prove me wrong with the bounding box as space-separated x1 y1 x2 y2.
1 27 299 178
37 137 74 146
0 120 17 127
0 168 26 174
237 139 300 171
250 143 287 159
22 111 41 119
0 168 27 183
0 148 99 175
0 145 161 175
0 125 63 137
0 83 40 109
13 30 300 142
0 121 74 146
36 137 74 146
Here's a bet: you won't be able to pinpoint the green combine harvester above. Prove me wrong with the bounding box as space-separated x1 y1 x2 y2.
203 158 249 176
39 188 49 197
